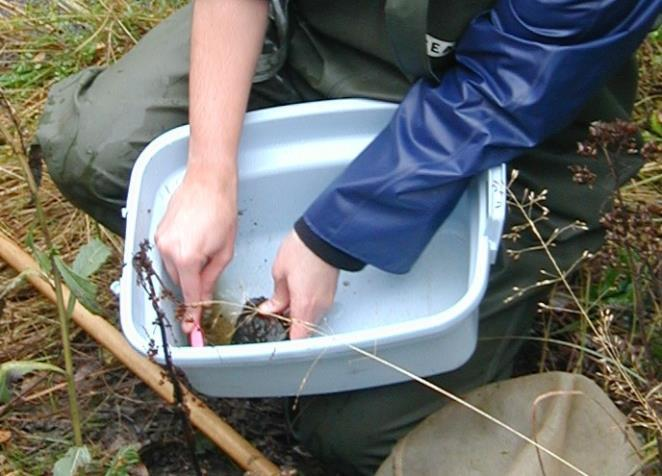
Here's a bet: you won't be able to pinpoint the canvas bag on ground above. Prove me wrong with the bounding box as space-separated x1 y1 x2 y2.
377 372 643 476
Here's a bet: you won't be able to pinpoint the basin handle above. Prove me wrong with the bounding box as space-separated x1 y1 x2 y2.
486 164 507 264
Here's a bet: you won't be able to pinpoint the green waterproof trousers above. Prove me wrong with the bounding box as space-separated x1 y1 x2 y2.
36 5 642 475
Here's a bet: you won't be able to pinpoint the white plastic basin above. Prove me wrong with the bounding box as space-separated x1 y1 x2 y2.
120 99 506 397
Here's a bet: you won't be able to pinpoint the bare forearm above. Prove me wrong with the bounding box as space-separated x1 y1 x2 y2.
187 0 268 185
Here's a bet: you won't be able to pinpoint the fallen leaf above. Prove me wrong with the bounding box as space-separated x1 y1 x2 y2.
72 238 111 278
53 445 91 476
0 361 64 404
0 429 11 444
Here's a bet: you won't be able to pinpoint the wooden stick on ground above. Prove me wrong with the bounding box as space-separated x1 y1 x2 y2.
0 231 280 476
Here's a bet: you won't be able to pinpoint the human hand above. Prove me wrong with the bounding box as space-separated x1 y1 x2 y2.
155 172 237 336
259 231 339 339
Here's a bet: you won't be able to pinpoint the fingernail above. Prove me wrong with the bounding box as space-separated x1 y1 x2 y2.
258 300 273 313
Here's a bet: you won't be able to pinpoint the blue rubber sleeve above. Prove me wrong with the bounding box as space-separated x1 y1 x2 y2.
300 0 661 273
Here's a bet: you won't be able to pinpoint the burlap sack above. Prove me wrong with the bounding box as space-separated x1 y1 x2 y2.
377 372 642 476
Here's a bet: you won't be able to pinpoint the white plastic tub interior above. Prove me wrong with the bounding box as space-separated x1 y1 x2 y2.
120 99 506 397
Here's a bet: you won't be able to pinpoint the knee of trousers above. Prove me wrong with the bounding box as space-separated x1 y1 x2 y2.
290 398 396 476
37 69 138 234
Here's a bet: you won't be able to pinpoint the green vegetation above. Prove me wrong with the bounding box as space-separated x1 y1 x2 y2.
0 2 659 474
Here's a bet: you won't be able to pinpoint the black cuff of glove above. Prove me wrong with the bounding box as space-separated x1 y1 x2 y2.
294 217 366 272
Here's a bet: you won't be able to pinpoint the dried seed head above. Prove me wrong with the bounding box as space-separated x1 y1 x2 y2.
568 164 597 187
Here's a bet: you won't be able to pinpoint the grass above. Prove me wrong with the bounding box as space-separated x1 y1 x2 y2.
0 1 660 474
0 2 189 474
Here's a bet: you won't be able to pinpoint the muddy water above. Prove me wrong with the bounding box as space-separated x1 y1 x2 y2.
200 302 237 345
200 297 288 345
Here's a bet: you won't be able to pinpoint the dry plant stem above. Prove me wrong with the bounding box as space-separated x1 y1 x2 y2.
506 185 662 436
195 299 588 476
530 390 584 476
0 0 23 15
347 341 590 476
530 390 643 476
134 242 202 476
479 335 645 383
539 316 552 374
0 89 83 446
575 270 591 372
0 232 280 476
601 145 644 340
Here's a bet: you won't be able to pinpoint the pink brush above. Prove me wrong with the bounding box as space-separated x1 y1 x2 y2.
189 326 205 347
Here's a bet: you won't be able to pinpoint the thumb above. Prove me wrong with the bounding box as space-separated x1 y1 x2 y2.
259 277 290 315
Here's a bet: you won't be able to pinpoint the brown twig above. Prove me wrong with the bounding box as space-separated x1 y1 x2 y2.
0 231 280 475
132 240 202 476
506 173 662 437
530 389 644 475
